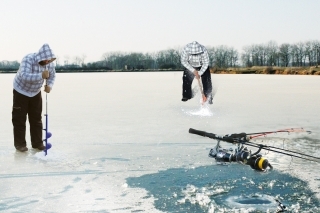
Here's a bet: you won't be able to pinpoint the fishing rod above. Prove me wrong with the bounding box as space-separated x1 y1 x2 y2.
189 128 320 171
43 79 52 156
246 128 312 139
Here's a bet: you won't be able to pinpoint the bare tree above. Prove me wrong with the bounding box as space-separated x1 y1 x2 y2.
80 54 87 67
73 56 81 66
229 47 239 67
310 40 320 66
212 45 238 68
207 47 215 67
102 52 113 68
265 41 278 66
241 46 252 67
64 55 70 66
291 42 305 66
279 43 291 67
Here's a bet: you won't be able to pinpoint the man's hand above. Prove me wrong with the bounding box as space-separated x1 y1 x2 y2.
44 85 51 93
42 70 49 79
193 70 200 79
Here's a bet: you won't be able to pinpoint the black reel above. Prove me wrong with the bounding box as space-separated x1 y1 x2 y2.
189 128 319 172
209 144 272 171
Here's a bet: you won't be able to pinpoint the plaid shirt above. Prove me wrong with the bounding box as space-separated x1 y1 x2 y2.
13 44 56 97
180 41 209 76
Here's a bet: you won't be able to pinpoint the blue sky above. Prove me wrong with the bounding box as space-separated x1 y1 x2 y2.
1 0 320 63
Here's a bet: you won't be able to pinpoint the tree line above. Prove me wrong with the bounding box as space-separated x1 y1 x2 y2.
1 40 319 71
241 40 320 67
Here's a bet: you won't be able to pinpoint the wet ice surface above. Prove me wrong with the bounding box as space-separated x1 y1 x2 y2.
127 164 319 212
0 72 320 212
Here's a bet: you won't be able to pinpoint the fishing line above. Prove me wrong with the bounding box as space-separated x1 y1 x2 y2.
245 141 320 161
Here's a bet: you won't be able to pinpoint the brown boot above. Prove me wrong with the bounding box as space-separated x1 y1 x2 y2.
16 146 28 152
32 144 45 151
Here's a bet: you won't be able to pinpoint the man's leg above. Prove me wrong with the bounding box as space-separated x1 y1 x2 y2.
12 90 28 150
201 67 213 103
28 91 43 149
182 70 194 101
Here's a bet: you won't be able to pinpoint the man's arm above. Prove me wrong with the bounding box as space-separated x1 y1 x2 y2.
198 49 209 76
18 56 43 82
46 62 56 89
181 50 195 73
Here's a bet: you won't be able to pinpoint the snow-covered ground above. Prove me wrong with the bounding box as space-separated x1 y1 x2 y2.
1 72 319 212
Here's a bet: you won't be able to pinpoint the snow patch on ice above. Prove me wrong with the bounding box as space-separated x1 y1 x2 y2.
182 104 214 117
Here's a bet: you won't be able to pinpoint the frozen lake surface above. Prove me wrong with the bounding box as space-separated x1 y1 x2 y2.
0 72 320 212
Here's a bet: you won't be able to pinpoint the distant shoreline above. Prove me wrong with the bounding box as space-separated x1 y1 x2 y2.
0 69 182 74
1 66 320 75
211 66 320 75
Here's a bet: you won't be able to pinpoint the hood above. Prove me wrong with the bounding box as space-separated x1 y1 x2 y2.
185 41 204 55
36 43 56 64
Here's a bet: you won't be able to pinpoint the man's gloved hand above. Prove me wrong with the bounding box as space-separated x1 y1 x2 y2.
44 85 51 93
42 70 49 79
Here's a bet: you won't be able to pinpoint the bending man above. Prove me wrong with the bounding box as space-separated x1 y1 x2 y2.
12 43 56 152
181 41 213 104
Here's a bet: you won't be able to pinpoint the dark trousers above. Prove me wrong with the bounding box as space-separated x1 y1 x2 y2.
182 66 213 99
12 90 43 148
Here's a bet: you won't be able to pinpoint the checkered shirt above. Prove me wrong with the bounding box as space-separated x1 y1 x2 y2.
180 41 210 76
13 44 56 97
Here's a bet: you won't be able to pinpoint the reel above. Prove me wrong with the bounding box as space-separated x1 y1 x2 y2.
189 128 319 171
209 140 272 171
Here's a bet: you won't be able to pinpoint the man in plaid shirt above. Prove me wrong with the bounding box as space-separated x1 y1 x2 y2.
12 43 56 152
181 41 213 104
